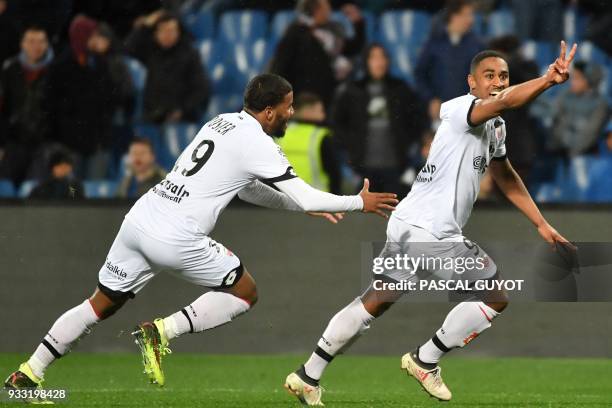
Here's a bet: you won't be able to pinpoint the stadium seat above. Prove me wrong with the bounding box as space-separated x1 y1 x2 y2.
520 40 555 74
124 57 147 122
563 6 588 45
585 157 612 202
0 180 15 198
386 43 415 84
576 41 609 66
184 11 215 40
160 123 201 169
218 10 268 43
198 38 240 95
203 94 244 121
486 9 515 38
231 38 271 90
84 181 119 199
535 182 564 203
379 10 431 58
18 180 38 198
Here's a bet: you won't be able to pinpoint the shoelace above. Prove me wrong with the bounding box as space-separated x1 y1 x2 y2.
429 368 444 387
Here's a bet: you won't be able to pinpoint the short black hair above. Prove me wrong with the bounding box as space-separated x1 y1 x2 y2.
444 0 474 22
296 0 321 16
470 50 508 74
244 73 293 112
131 136 154 152
48 150 73 170
294 92 322 111
21 25 48 40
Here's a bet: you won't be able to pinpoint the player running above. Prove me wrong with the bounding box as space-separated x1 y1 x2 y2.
285 41 578 405
4 74 398 400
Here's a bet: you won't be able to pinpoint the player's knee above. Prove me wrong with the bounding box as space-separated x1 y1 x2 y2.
486 300 508 313
243 286 258 306
90 284 133 320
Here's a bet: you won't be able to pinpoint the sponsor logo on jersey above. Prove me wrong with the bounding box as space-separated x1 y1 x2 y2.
415 162 436 183
152 179 190 203
106 259 127 280
207 116 236 135
473 156 487 174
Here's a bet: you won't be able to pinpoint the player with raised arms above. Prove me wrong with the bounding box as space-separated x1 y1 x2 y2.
285 41 577 405
4 74 399 398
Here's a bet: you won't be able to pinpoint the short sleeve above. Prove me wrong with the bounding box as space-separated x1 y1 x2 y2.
492 120 507 160
245 136 297 184
440 95 479 131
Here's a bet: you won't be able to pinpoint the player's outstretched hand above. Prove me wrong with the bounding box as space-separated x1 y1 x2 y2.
537 222 576 251
545 41 577 85
359 178 398 219
307 212 345 224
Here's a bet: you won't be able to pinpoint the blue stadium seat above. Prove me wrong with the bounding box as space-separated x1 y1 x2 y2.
563 6 588 45
521 40 555 74
160 123 201 169
84 181 118 199
486 9 515 38
379 11 431 58
198 39 237 95
0 180 15 198
576 41 609 66
203 94 244 121
124 57 147 121
387 43 415 84
19 180 38 198
184 11 215 40
133 123 162 156
564 155 596 202
218 10 268 43
585 157 612 202
535 182 564 203
269 10 295 47
231 38 271 90
361 11 377 42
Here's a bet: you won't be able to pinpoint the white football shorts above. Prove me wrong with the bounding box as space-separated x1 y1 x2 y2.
98 219 242 295
376 217 497 285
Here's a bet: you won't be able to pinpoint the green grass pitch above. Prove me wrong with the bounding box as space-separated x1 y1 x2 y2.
1 353 611 407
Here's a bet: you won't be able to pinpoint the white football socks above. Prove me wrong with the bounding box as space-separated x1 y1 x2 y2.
163 291 251 340
28 299 100 379
304 297 374 380
419 301 499 364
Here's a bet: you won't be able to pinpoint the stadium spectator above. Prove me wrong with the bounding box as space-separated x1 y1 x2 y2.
116 137 166 199
72 0 163 40
415 0 484 126
488 35 540 184
332 43 428 195
29 150 84 200
125 12 209 124
550 61 609 158
511 0 563 43
269 0 366 109
276 92 340 193
0 0 19 68
578 0 612 55
88 22 136 161
45 15 117 179
0 26 54 185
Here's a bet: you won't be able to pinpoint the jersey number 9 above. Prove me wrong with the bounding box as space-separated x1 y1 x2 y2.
175 139 215 177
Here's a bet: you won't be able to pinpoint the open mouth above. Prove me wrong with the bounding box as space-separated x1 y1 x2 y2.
489 90 503 96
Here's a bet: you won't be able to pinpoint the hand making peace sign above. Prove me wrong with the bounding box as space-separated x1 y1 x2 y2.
545 40 578 85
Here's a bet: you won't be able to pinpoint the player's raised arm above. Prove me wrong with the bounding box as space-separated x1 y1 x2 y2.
469 41 577 126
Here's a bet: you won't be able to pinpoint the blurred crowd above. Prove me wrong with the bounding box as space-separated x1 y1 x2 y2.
0 0 610 201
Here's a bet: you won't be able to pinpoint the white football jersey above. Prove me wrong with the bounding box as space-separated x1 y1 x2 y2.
125 111 296 241
393 94 507 238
